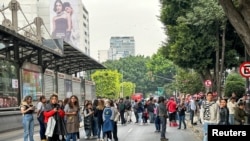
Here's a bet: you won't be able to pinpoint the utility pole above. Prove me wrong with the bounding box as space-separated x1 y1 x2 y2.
122 69 124 98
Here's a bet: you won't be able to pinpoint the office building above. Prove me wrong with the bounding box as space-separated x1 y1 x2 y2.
108 36 135 60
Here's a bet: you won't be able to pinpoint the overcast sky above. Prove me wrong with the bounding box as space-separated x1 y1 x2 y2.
82 0 166 60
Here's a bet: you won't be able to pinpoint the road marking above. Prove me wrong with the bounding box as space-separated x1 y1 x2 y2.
128 128 133 133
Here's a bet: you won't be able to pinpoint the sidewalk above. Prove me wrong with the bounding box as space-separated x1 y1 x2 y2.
185 113 203 140
187 122 203 140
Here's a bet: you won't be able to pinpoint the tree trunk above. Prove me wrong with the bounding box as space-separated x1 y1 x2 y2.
215 22 220 96
219 0 250 54
219 26 226 97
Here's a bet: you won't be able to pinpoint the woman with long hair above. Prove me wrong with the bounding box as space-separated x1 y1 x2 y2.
20 95 35 141
96 99 105 141
44 94 66 141
52 0 71 41
111 100 119 141
92 99 99 138
64 95 80 141
83 102 94 139
36 95 47 141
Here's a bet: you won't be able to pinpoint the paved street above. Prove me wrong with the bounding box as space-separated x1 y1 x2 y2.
0 121 201 141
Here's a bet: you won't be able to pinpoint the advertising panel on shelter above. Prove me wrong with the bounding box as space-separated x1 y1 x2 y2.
22 69 43 101
50 0 80 49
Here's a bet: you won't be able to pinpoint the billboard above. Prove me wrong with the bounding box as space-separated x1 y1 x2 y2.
50 0 80 49
42 38 64 55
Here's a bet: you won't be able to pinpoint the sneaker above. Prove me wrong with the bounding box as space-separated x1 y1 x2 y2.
161 138 169 141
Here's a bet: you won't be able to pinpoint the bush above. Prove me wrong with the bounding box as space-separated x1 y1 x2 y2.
224 73 245 98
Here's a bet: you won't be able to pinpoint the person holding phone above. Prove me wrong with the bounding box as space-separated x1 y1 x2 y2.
20 95 35 141
44 94 66 141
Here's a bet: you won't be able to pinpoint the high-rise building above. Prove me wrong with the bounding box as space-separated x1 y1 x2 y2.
0 0 90 55
108 36 135 60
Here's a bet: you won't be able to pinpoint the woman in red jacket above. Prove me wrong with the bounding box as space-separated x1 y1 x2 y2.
44 94 65 141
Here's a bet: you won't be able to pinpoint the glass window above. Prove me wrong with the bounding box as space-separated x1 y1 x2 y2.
0 60 19 108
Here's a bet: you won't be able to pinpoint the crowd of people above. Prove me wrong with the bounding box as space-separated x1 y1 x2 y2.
19 91 250 141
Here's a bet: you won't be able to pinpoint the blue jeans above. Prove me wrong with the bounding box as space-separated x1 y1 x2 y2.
92 117 98 136
66 132 77 141
190 110 195 124
138 112 142 123
155 116 161 131
37 115 46 140
203 122 216 141
149 112 154 123
22 114 34 141
97 122 103 139
178 115 186 129
229 114 234 125
159 116 167 139
85 128 91 137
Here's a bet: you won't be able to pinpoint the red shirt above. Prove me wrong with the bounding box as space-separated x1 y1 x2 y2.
43 109 65 123
167 100 177 113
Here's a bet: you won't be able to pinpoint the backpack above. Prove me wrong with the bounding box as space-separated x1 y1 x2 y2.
119 103 125 111
125 101 131 110
103 108 112 119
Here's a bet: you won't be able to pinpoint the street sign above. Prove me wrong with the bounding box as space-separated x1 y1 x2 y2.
204 80 212 87
239 62 250 78
157 87 164 96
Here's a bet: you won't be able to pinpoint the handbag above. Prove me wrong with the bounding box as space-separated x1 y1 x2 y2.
193 115 198 123
45 116 56 137
114 112 120 122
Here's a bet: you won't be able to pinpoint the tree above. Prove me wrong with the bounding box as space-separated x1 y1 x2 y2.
219 0 250 55
91 70 121 99
224 72 245 98
159 0 244 94
174 68 205 94
146 52 177 95
120 82 135 98
103 56 151 94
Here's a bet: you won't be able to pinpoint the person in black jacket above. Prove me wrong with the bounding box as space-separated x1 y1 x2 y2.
218 98 229 125
177 101 187 129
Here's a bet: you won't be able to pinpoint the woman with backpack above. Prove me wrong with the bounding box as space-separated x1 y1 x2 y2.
102 99 115 141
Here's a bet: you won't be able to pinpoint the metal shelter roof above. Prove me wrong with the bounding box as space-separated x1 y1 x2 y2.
0 25 106 74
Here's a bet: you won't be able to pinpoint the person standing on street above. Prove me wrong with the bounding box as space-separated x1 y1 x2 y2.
200 92 220 141
158 96 168 141
36 95 47 141
64 95 80 141
20 95 35 141
44 94 66 141
177 101 187 129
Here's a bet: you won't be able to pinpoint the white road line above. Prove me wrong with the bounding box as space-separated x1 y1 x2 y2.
128 128 133 133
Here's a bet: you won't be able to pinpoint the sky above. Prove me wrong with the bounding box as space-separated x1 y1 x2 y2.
82 0 166 60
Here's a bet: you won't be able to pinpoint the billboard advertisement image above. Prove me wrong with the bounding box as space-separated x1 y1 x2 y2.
50 0 80 49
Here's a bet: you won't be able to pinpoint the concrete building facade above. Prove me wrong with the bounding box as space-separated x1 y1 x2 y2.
0 0 90 55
